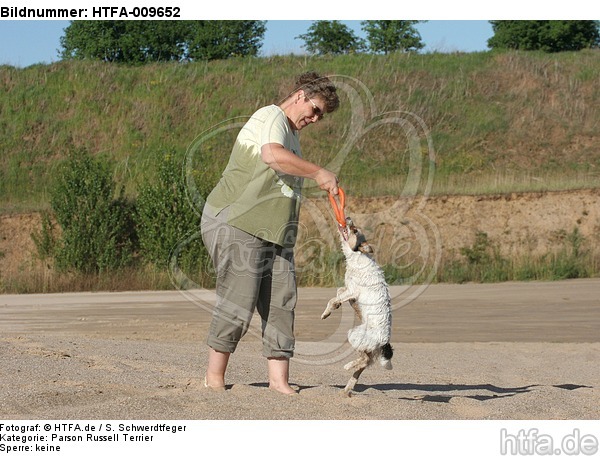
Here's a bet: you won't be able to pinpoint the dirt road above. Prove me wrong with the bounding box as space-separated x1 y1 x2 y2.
1 279 598 343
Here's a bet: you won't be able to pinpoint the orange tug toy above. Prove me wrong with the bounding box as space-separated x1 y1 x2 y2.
328 187 347 236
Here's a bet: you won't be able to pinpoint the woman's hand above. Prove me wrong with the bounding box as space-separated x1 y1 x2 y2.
314 168 339 195
261 143 338 194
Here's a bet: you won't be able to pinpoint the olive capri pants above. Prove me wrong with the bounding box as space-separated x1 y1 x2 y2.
200 205 297 358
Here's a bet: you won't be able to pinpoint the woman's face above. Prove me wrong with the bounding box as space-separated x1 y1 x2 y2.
290 93 325 131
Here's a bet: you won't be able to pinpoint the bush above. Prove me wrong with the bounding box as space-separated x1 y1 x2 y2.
460 231 495 265
48 149 135 273
135 152 210 278
31 211 58 262
450 231 510 282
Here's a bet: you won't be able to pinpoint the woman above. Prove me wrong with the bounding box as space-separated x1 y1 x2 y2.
201 71 340 394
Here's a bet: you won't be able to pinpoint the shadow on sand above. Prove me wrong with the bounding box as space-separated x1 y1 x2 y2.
331 382 593 402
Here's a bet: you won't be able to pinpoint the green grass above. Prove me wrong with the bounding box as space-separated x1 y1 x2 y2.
4 226 596 293
379 228 600 286
0 266 175 294
1 50 599 212
1 51 599 292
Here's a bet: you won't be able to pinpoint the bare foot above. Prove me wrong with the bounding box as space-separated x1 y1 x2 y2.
204 374 226 392
266 357 296 395
269 383 298 395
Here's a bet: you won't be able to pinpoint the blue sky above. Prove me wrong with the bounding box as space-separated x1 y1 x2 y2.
0 0 593 66
0 20 495 67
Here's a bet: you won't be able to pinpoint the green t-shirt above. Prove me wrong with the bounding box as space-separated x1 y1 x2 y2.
206 105 303 248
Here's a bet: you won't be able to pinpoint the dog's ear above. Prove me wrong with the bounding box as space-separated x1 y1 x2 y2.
352 225 374 255
358 241 374 255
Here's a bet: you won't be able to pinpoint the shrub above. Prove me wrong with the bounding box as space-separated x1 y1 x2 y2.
550 227 589 280
31 211 58 262
453 231 510 282
49 149 135 273
135 152 210 278
460 231 494 265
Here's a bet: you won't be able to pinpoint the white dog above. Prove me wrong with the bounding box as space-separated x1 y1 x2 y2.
321 217 393 396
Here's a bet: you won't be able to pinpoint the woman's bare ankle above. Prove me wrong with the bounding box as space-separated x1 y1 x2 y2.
205 372 225 388
269 382 297 395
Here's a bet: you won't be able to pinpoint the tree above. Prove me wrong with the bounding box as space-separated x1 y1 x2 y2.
60 20 266 63
361 20 425 54
297 21 365 55
187 21 266 60
488 21 600 52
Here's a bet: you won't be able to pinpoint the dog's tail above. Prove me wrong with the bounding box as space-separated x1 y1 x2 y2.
379 343 394 370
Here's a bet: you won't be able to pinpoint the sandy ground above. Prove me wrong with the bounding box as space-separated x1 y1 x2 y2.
1 279 599 420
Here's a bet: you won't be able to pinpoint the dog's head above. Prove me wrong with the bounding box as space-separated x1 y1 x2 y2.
340 217 374 256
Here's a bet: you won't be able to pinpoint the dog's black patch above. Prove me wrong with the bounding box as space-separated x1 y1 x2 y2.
381 343 394 360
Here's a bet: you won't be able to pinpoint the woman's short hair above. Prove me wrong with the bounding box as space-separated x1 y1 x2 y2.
292 71 340 113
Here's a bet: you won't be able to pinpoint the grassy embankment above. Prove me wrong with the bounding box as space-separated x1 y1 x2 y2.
0 50 599 292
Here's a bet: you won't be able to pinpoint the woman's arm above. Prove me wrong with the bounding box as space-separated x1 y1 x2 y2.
261 143 338 194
